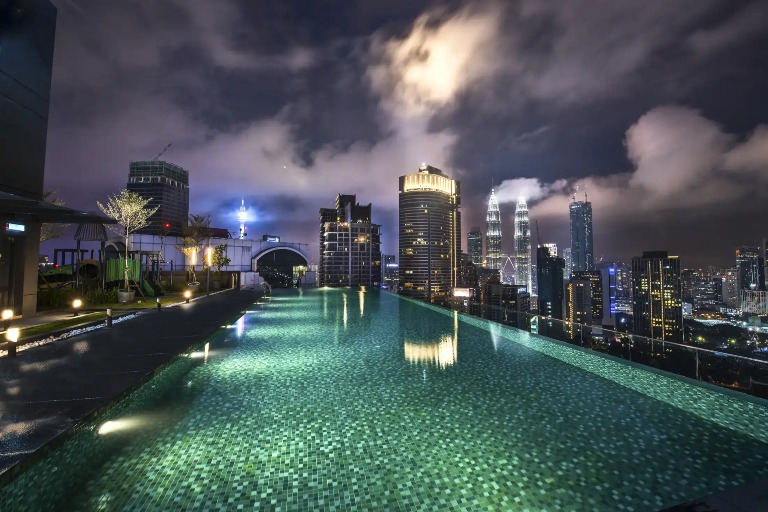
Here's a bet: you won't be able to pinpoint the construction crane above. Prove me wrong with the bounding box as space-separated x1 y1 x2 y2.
151 143 172 161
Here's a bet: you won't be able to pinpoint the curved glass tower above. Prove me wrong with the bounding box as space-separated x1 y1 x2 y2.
514 197 532 293
485 189 502 270
398 164 461 301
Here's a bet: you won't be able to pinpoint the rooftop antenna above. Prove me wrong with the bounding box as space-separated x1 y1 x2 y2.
584 184 588 202
536 220 541 248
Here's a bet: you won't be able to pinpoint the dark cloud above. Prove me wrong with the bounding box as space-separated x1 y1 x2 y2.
43 0 768 268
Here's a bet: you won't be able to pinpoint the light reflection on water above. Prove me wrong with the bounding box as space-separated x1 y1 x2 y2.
403 311 459 368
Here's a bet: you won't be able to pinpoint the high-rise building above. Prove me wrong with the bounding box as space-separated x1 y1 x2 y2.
467 227 483 265
398 164 461 301
563 248 573 279
0 2 106 316
631 251 682 341
319 194 382 287
485 189 501 271
484 283 530 326
572 270 603 324
382 254 398 290
722 267 741 309
736 246 765 292
127 161 190 235
569 195 594 272
567 278 592 325
537 246 565 319
514 197 532 293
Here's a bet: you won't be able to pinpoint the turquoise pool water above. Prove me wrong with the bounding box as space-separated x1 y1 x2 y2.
8 289 768 511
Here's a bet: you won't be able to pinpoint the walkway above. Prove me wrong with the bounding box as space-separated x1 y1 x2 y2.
0 288 262 476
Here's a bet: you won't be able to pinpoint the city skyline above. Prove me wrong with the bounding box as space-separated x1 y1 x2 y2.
38 0 768 267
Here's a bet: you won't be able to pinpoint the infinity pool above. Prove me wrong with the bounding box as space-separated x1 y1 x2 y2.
4 289 768 511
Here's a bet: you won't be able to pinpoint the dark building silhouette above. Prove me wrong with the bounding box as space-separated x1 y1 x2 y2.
319 194 382 287
484 283 530 326
398 164 461 301
537 246 565 319
127 161 190 235
632 251 682 341
569 195 594 272
467 227 483 266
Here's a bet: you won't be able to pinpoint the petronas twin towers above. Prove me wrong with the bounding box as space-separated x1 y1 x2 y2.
484 188 531 293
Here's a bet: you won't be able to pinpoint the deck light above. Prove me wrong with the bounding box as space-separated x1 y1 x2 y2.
72 299 82 317
6 327 19 357
2 309 12 331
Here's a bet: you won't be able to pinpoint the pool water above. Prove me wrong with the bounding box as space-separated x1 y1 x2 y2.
20 290 768 510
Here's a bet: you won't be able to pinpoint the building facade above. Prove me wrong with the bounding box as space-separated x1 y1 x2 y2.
569 195 594 272
514 197 531 293
467 227 483 266
567 278 592 326
319 194 382 287
572 270 603 325
127 161 190 235
398 164 461 301
537 246 565 319
631 251 683 341
736 246 765 292
485 189 501 271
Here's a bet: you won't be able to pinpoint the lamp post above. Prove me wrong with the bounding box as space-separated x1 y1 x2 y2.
184 290 192 303
206 239 212 296
2 309 12 331
72 299 82 317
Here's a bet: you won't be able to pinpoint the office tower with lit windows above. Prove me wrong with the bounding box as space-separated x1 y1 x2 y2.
563 248 573 279
485 189 501 271
319 194 382 287
537 246 565 319
572 270 603 324
468 227 483 266
569 194 594 272
398 164 461 301
631 251 682 341
736 246 765 292
127 161 189 235
722 267 741 309
567 278 592 326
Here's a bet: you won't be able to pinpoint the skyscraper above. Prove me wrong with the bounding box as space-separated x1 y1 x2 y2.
631 251 682 341
537 246 565 319
467 227 483 265
319 194 382 287
399 164 461 301
485 189 501 271
127 160 190 235
567 278 592 326
736 246 765 291
569 194 594 272
572 270 603 324
722 267 741 309
514 197 532 293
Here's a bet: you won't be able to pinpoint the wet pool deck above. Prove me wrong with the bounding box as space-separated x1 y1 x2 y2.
0 288 262 477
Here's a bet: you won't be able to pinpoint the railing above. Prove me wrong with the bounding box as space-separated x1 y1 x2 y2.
449 300 768 395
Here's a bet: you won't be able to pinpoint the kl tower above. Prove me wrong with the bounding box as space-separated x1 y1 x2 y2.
238 199 247 238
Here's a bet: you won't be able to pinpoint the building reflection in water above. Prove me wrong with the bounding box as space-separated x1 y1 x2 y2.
359 288 365 317
343 293 348 329
404 312 459 368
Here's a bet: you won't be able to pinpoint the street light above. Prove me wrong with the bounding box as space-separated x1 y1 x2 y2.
184 290 192 303
2 309 12 331
72 299 82 317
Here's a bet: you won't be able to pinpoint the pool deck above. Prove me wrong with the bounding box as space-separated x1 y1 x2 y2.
0 287 262 477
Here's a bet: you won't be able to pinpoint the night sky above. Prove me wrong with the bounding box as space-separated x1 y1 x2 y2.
43 0 768 268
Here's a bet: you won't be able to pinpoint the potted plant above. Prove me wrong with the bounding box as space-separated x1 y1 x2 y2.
97 190 159 303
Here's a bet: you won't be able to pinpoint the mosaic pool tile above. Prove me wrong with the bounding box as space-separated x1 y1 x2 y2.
3 289 768 511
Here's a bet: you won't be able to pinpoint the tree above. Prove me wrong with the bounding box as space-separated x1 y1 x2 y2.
175 214 210 284
212 243 231 285
39 191 70 242
97 189 159 291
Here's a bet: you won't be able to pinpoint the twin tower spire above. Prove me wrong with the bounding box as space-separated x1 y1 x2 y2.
485 187 531 293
